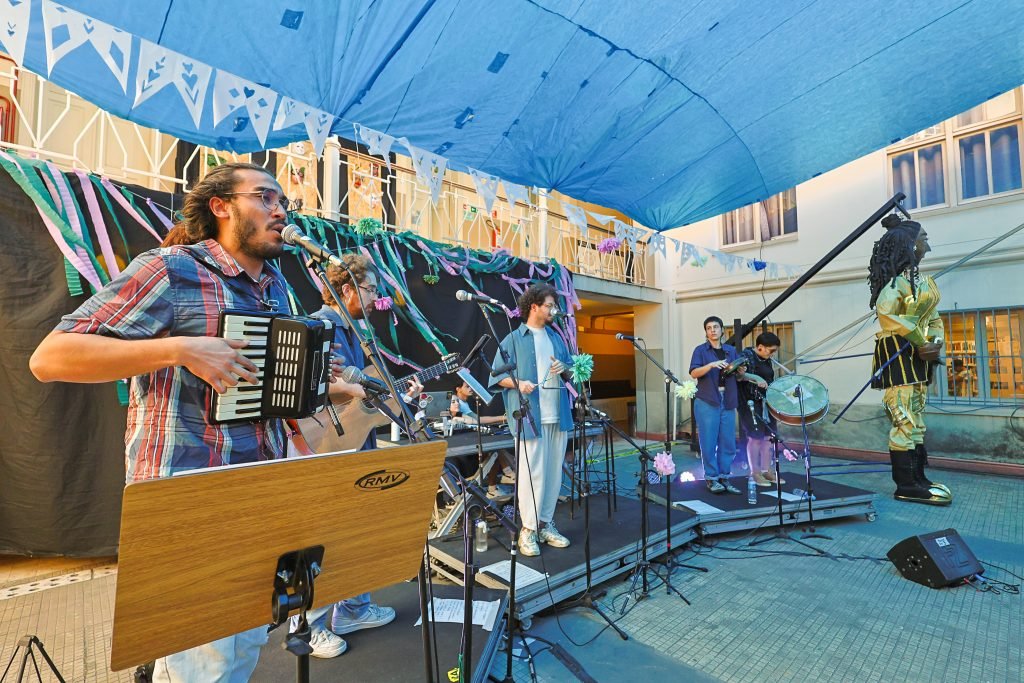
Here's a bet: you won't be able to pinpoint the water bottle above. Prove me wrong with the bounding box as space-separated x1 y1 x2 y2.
792 488 816 501
747 476 757 505
474 519 488 553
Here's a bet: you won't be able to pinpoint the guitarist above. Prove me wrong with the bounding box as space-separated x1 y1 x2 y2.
288 254 422 656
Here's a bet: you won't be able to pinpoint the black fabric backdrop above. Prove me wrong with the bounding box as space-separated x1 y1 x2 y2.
0 169 548 556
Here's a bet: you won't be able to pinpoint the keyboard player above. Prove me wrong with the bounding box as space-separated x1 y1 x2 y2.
29 163 336 680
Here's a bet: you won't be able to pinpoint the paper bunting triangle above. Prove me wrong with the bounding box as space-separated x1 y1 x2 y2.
404 139 448 205
469 168 500 214
356 124 396 170
503 181 530 210
0 0 31 65
212 71 278 146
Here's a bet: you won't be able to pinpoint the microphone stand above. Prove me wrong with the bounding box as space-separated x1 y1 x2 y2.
796 385 831 541
622 337 700 588
474 302 536 683
747 418 826 554
302 252 439 683
559 395 629 638
446 464 518 683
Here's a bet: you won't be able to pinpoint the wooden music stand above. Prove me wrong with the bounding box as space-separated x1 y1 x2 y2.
109 441 448 671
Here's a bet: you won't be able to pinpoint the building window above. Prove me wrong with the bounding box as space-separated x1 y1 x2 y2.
956 123 1022 200
723 322 797 372
933 307 1024 405
722 189 797 246
890 142 946 209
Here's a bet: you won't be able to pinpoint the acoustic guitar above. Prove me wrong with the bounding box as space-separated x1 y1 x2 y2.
290 354 461 454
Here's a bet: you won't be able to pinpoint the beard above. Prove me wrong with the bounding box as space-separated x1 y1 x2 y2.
232 205 284 261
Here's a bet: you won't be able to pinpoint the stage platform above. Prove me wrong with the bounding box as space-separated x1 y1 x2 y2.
642 475 878 535
250 582 507 683
427 493 698 620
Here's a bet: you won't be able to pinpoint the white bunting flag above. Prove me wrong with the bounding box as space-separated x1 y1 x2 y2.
356 124 397 170
212 71 278 146
503 181 531 210
469 168 500 214
404 140 448 205
0 0 32 65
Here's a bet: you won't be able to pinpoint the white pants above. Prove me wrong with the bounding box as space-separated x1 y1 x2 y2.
151 626 268 683
516 423 569 531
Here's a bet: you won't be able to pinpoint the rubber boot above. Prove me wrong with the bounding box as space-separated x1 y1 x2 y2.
889 449 950 506
915 444 952 498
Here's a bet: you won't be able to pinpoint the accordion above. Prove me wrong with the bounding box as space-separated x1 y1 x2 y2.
211 309 334 424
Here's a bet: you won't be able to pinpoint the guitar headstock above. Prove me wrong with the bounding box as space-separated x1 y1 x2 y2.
441 353 462 374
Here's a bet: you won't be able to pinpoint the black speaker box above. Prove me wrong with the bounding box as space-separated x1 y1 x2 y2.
887 528 982 588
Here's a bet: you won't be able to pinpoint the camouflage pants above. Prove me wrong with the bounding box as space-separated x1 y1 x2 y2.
883 383 927 451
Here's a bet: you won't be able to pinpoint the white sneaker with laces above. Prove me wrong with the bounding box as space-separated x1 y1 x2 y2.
331 604 396 635
538 523 570 548
518 528 540 556
308 627 347 658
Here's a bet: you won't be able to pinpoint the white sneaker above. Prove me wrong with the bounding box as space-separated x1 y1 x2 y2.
538 523 570 548
308 627 347 658
518 528 540 557
331 604 396 635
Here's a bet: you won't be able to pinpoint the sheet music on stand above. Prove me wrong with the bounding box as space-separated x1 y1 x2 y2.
414 598 501 631
480 559 547 590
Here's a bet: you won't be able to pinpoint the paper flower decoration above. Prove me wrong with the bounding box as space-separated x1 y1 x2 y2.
654 451 676 477
782 448 798 462
422 274 440 285
570 354 594 383
374 296 394 311
597 237 622 253
675 380 697 400
353 217 383 236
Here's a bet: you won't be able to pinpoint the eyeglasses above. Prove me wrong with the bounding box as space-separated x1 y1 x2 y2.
358 284 382 297
541 302 557 309
223 188 291 213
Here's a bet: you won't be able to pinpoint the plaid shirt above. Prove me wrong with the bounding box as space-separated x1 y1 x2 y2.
56 239 290 482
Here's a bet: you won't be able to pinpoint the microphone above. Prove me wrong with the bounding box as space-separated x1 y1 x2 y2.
615 333 639 342
455 290 502 306
281 224 344 268
340 366 388 396
747 399 758 426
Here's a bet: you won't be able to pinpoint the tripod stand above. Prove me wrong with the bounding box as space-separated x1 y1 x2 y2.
560 399 628 638
0 635 65 683
795 385 832 542
583 408 690 606
748 424 826 554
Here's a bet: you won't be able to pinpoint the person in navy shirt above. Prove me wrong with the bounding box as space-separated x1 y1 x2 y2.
689 316 743 494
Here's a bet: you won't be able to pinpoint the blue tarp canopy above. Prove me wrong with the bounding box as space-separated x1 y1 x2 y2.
5 0 1024 230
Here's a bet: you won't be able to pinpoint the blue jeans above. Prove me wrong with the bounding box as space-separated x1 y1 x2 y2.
152 626 268 683
694 397 736 480
289 593 371 633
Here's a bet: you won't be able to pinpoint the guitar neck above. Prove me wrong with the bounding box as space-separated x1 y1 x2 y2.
393 361 451 393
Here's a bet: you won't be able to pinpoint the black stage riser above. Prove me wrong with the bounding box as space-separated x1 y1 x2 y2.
428 494 698 619
642 475 877 534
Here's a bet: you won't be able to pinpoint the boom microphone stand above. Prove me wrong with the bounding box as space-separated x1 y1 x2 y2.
473 302 537 683
619 336 697 592
559 396 629 638
289 230 439 683
796 385 832 541
748 419 826 554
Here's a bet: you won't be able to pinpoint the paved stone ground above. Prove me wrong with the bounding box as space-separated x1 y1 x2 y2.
494 448 1023 682
2 446 1020 682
